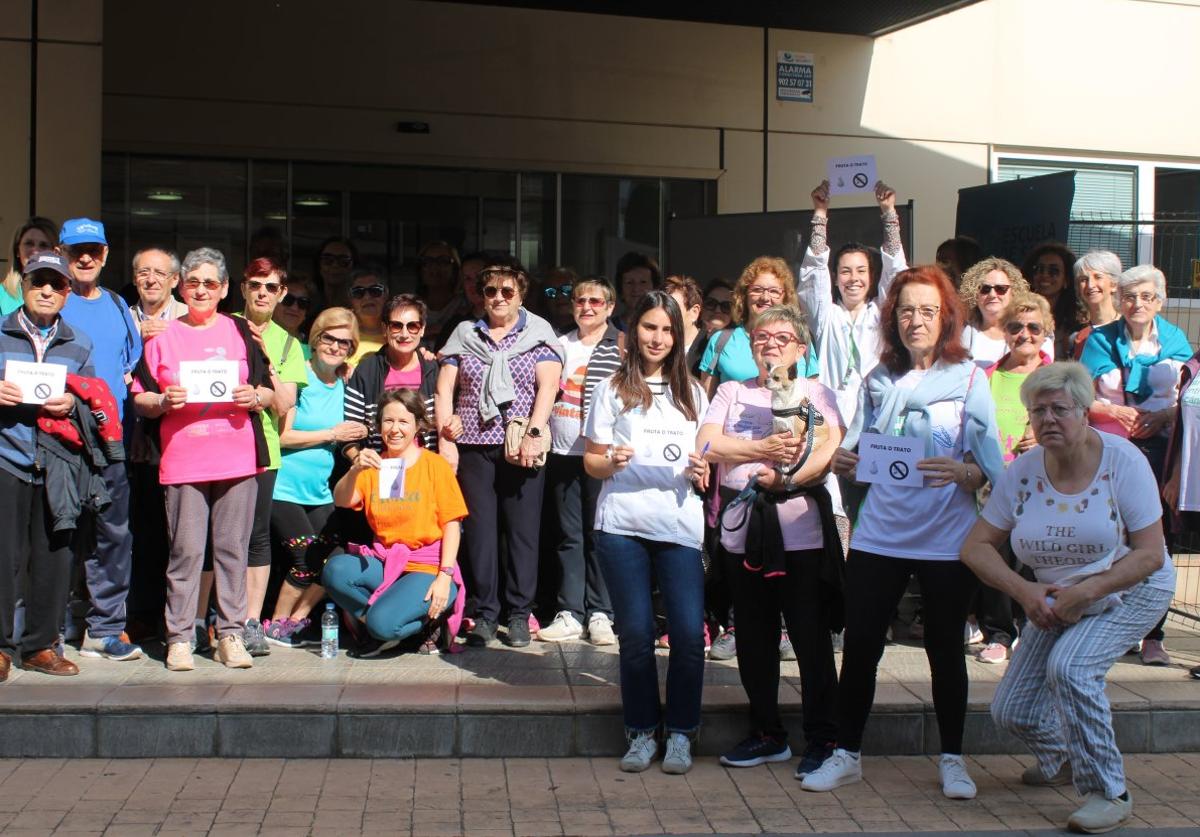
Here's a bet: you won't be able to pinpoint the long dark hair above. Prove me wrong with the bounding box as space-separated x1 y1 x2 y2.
832 242 883 305
611 290 698 422
1021 241 1080 354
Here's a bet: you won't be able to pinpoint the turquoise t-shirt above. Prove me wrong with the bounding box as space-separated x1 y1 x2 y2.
699 326 820 384
0 284 21 316
274 364 344 506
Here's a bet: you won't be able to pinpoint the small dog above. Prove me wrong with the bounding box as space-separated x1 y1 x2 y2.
764 363 827 477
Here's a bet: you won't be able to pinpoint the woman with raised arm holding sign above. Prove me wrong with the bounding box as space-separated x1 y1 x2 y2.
804 265 1003 800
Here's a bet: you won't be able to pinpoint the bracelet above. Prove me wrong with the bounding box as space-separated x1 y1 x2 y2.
253 391 263 410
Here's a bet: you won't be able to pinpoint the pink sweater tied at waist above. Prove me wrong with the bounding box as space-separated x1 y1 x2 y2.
351 540 467 643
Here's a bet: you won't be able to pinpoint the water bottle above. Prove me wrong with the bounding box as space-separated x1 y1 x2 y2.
320 603 338 659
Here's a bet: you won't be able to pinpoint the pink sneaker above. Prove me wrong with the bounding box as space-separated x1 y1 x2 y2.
655 633 670 649
527 613 541 633
976 642 1009 664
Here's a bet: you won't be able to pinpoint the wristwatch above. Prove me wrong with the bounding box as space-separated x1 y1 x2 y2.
438 565 455 577
526 426 542 438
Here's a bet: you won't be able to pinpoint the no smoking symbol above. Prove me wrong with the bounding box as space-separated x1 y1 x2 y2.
209 380 228 398
852 172 869 189
34 383 52 400
663 444 682 463
888 461 909 481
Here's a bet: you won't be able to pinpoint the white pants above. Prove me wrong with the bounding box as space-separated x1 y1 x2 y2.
991 582 1172 798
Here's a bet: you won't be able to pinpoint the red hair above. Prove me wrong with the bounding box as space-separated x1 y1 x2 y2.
244 256 287 284
878 265 969 373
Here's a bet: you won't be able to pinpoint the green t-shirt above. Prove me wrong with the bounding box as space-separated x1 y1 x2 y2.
990 368 1030 464
236 314 309 469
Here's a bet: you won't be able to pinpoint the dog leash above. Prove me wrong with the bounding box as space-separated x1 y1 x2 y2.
771 401 824 478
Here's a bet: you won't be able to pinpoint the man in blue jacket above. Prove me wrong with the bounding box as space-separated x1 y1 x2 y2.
59 218 143 661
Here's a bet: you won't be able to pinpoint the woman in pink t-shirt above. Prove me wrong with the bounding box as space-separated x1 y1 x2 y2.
133 247 274 673
696 304 846 776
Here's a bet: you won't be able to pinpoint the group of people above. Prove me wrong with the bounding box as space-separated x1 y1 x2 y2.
0 182 1195 834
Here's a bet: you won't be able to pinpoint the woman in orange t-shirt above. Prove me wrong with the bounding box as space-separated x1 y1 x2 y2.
324 388 468 657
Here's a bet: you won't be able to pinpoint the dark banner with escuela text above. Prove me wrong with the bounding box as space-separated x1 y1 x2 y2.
955 171 1075 266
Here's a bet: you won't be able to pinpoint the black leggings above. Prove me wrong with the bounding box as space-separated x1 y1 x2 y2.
270 501 340 589
837 550 977 754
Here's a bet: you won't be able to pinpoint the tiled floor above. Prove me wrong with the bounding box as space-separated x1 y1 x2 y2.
1 753 1200 836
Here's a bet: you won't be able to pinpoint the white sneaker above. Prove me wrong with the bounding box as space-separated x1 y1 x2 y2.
940 754 977 800
661 732 693 775
536 611 583 642
1067 791 1132 833
213 634 254 669
800 747 862 792
964 621 984 646
166 641 194 672
586 613 616 646
620 732 658 773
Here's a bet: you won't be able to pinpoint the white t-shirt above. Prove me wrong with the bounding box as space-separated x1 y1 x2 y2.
963 324 1054 370
850 368 979 561
549 332 597 455
584 376 707 550
1177 375 1200 512
982 430 1176 603
703 378 843 554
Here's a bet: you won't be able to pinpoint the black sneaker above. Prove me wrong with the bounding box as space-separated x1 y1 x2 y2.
795 741 836 780
348 636 401 659
467 618 498 647
719 735 792 768
504 615 531 648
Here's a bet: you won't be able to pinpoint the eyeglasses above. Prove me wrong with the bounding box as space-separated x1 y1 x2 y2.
896 305 940 323
747 285 784 300
26 273 70 293
1032 263 1062 277
1029 403 1080 422
387 319 424 335
316 333 354 354
573 296 608 308
978 284 1011 297
543 284 573 299
182 278 224 292
349 284 386 300
280 293 310 310
320 253 353 268
1005 320 1045 336
1120 291 1158 306
703 298 732 314
134 267 174 282
483 285 517 300
750 330 801 347
244 279 282 294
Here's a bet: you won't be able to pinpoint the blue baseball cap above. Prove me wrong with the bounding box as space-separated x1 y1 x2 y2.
23 252 72 280
59 217 108 246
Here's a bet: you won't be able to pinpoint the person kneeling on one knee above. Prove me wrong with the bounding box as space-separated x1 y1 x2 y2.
323 387 468 658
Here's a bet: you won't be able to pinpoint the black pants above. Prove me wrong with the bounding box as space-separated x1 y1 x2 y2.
975 541 1021 647
270 500 340 589
0 471 75 658
247 469 278 568
127 462 169 622
728 548 837 746
838 550 977 754
457 444 546 623
546 453 611 621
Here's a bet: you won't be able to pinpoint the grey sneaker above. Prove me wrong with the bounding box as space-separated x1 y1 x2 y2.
1022 761 1073 787
191 620 212 654
779 630 796 661
708 628 736 660
620 731 657 773
661 732 693 775
242 618 270 657
1067 791 1132 833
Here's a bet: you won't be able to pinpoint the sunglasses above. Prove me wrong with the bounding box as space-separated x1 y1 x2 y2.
320 253 353 268
573 296 608 308
543 284 573 299
27 273 70 293
1005 320 1044 336
387 319 424 335
317 332 354 354
244 279 281 294
978 283 1010 297
280 293 310 310
703 298 732 314
349 284 386 300
66 244 105 260
483 285 517 300
182 278 224 291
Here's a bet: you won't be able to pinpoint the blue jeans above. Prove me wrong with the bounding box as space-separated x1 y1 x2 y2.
595 531 705 736
322 552 458 642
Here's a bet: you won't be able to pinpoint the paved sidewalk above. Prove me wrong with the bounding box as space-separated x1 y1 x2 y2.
1 753 1199 836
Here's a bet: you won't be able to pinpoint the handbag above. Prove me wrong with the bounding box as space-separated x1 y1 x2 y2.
504 416 549 468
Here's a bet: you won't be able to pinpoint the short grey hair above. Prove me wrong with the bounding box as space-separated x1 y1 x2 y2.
748 304 812 347
1073 249 1122 279
132 247 180 276
1020 361 1095 412
180 247 229 283
1118 264 1167 303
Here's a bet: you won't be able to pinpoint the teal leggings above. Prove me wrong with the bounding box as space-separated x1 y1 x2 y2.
322 552 458 642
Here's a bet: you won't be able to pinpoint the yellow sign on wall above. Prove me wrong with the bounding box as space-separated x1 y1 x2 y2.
1193 259 1200 289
